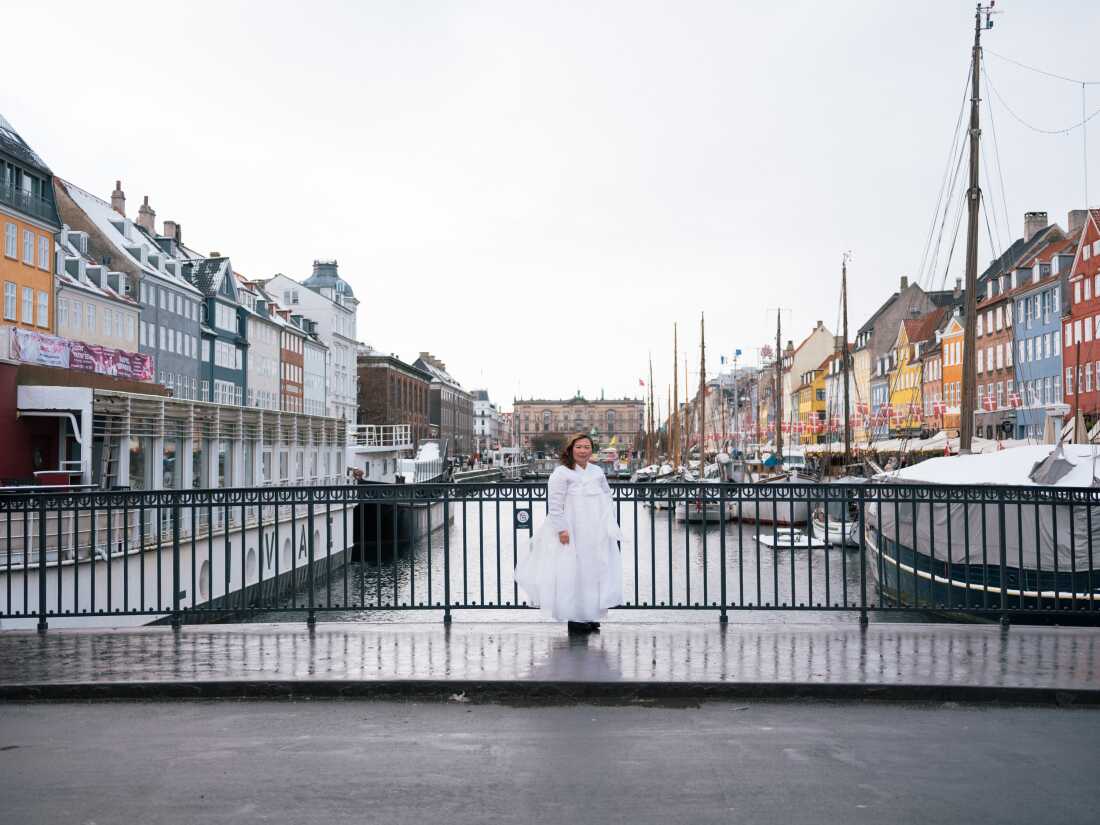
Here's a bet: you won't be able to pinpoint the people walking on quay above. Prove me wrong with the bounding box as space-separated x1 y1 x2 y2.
516 433 623 634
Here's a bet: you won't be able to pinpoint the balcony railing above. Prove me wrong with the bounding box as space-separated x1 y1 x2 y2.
0 180 57 224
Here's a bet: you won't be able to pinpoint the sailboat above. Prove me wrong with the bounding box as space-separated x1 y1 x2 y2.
676 314 736 523
862 5 1100 614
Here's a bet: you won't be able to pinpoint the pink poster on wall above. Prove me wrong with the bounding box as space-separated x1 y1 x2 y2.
10 328 70 369
70 341 153 380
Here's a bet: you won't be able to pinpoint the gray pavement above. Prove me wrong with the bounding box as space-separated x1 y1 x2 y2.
1 699 1098 825
0 621 1098 700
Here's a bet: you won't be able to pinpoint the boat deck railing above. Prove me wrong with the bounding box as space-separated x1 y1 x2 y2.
1 480 1098 627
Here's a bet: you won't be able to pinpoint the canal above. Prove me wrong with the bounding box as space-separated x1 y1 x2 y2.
244 497 941 624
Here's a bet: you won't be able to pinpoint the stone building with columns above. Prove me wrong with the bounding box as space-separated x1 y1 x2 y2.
513 393 644 454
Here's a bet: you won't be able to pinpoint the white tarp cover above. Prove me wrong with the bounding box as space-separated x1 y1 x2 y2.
868 445 1100 570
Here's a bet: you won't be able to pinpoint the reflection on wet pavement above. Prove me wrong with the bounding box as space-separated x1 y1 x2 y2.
0 622 1097 690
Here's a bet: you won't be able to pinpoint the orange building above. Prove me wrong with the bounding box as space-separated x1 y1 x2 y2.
1 115 61 338
939 314 965 432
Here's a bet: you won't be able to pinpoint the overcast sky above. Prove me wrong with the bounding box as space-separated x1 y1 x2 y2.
7 1 1099 412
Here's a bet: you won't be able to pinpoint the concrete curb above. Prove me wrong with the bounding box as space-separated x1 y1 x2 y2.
2 680 1098 706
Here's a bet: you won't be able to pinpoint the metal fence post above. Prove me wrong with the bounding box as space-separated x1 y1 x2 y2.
37 497 48 633
718 484 728 624
171 498 182 631
443 489 452 625
307 489 316 627
997 490 1009 628
858 486 868 628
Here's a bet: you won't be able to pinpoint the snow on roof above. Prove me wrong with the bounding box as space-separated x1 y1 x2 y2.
0 113 51 173
59 179 202 296
184 256 231 296
887 444 1100 487
54 233 137 307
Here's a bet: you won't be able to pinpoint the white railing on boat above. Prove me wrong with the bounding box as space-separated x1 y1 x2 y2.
346 424 413 450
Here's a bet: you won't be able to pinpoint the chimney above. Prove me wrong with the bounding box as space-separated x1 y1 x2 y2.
110 180 126 216
954 277 962 299
1068 209 1088 236
136 196 156 233
815 319 823 330
1024 211 1048 242
163 220 181 243
899 275 909 290
209 251 222 258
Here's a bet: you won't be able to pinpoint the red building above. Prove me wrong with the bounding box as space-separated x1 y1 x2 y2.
1064 209 1100 425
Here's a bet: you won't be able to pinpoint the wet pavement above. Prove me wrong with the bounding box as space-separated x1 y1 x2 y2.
0 620 1098 696
3 700 1098 824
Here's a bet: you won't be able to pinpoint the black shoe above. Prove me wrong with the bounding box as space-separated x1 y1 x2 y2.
587 622 601 631
567 621 591 634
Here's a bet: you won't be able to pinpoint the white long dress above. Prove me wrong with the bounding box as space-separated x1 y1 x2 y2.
515 462 624 621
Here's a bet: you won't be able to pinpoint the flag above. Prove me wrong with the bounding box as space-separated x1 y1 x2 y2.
639 378 645 387
982 395 996 411
932 401 947 416
1008 393 1022 408
720 355 726 365
735 348 742 357
856 401 870 415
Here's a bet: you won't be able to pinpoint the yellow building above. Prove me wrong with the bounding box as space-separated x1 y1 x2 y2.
796 365 826 444
1 115 60 341
888 309 946 433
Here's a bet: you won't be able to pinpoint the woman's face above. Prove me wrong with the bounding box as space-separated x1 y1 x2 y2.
572 438 593 464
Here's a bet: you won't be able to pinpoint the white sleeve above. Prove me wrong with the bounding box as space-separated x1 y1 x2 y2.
547 467 569 532
597 467 612 497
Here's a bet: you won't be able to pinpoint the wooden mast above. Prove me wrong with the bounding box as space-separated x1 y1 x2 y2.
775 309 783 462
960 4 996 453
672 324 680 467
699 312 707 460
842 253 852 464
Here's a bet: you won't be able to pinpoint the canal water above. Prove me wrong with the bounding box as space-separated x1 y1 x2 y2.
244 498 941 624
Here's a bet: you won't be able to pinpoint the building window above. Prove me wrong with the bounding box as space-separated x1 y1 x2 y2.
4 223 16 259
87 303 95 330
21 286 33 323
36 291 47 327
3 282 14 320
22 229 33 264
37 235 50 270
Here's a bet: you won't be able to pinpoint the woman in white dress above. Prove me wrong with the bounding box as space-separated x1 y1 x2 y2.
515 433 623 634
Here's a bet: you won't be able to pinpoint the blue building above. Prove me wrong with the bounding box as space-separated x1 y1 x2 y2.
1012 237 1076 439
184 256 246 406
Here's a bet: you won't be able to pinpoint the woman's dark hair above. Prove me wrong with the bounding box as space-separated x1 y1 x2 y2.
560 433 595 469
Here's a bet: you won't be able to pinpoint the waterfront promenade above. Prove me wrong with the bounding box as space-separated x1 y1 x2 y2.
1 618 1097 702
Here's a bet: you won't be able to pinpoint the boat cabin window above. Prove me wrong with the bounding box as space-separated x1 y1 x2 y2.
243 441 254 486
192 442 206 489
217 441 231 488
129 437 146 490
163 439 180 489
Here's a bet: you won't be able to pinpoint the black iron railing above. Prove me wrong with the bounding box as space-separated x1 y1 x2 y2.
0 181 57 225
1 481 1097 629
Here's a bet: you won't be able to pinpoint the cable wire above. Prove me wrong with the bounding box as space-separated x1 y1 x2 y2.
986 67 1100 135
985 49 1100 86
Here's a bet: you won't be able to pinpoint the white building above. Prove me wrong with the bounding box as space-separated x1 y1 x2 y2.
472 389 500 452
54 227 140 353
302 320 328 418
263 262 358 425
236 275 281 411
